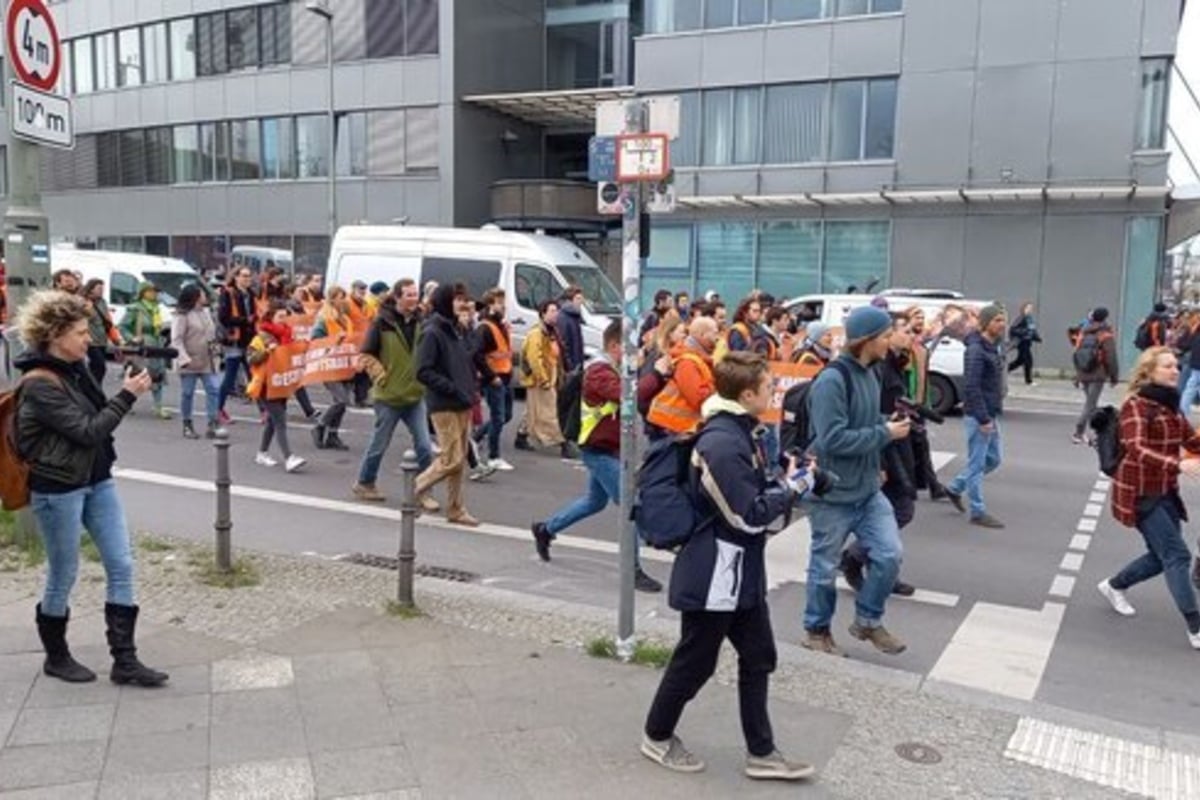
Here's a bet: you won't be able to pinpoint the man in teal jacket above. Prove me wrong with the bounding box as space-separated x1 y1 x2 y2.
803 305 911 657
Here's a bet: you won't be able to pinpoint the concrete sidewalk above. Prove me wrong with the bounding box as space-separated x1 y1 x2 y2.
0 539 1130 799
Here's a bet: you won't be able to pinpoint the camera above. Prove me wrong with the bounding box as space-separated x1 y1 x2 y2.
783 447 839 497
893 396 944 433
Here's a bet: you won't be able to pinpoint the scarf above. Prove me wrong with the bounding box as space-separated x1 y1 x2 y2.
260 320 293 345
1138 382 1179 412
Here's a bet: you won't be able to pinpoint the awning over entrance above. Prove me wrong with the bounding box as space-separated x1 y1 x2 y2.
462 86 635 129
1168 185 1200 249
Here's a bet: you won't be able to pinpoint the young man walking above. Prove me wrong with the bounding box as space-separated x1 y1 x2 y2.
944 303 1008 528
474 288 516 470
352 279 436 508
803 305 911 657
1072 307 1119 441
414 283 481 527
641 351 816 782
530 321 662 593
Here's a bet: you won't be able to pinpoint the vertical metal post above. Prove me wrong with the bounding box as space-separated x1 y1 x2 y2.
324 16 337 244
214 430 233 572
616 98 647 661
397 449 419 607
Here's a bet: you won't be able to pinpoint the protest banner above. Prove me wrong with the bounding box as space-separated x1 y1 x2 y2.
264 333 365 400
760 360 823 425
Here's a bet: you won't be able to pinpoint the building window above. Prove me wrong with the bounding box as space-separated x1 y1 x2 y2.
771 0 823 21
169 18 196 81
296 115 330 178
94 32 117 91
117 28 142 87
823 220 889 292
97 132 121 187
702 88 764 166
641 225 693 308
231 119 262 180
261 117 295 180
705 0 736 28
0 146 7 197
764 83 825 163
173 125 201 183
673 92 701 167
226 8 259 71
405 107 439 170
1137 58 1170 150
200 122 231 181
143 23 169 83
119 129 147 186
829 78 896 161
758 220 820 296
367 109 405 175
647 0 900 31
197 13 228 77
260 3 291 65
646 0 702 33
72 37 93 94
697 222 756 302
406 0 439 55
145 127 172 185
336 112 368 176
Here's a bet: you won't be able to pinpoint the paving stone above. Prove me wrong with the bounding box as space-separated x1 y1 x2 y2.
212 654 295 692
392 698 491 742
135 626 241 668
8 703 115 746
209 756 316 800
256 607 377 656
0 625 39 656
0 655 41 683
0 740 106 791
0 710 15 744
103 727 210 776
23 675 118 709
368 643 452 681
0 780 100 799
112 693 209 737
380 670 471 708
211 687 301 728
292 651 377 686
328 792 421 800
405 733 525 799
210 718 309 768
0 681 31 713
135 663 209 697
97 769 207 800
311 745 417 799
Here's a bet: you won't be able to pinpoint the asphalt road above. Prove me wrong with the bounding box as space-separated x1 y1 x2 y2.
53 376 1200 740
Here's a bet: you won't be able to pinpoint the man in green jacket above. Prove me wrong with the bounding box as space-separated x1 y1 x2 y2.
352 278 437 508
118 282 170 419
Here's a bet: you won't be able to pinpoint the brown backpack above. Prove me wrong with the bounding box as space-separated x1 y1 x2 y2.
0 369 62 511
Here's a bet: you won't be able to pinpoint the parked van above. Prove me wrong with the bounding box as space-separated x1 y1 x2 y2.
230 246 294 278
325 225 621 355
785 291 991 416
52 247 202 337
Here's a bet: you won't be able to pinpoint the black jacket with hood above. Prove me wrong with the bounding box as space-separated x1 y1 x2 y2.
15 352 136 492
416 285 477 413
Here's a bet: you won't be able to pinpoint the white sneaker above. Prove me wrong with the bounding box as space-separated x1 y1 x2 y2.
1189 629 1200 650
489 457 515 472
1097 579 1136 616
284 455 307 473
255 451 278 467
468 463 495 482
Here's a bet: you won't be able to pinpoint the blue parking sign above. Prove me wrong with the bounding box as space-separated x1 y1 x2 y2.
588 136 617 183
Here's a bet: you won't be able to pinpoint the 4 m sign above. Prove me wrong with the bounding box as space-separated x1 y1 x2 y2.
6 0 61 91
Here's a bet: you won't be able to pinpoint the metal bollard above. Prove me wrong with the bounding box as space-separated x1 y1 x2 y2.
214 430 233 573
397 449 420 607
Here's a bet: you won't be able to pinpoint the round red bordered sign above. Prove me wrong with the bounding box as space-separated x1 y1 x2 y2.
6 0 61 92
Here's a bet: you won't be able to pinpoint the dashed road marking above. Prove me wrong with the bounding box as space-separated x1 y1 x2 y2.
1068 533 1092 551
1083 503 1104 518
1078 518 1098 532
1059 552 1084 572
1048 574 1076 598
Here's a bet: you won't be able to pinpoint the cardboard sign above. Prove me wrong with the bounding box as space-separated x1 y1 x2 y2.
263 333 365 400
760 360 824 425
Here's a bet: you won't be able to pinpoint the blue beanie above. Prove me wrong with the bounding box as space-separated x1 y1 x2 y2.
844 305 892 343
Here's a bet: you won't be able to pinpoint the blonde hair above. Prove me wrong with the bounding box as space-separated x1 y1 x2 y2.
653 309 683 355
16 290 90 350
1126 346 1175 400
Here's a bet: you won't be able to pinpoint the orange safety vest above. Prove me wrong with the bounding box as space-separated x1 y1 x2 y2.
647 351 713 434
482 319 513 375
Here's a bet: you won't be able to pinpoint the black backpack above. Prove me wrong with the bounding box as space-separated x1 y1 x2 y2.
1134 317 1161 351
779 360 852 456
1089 405 1123 477
632 431 711 550
1073 330 1108 373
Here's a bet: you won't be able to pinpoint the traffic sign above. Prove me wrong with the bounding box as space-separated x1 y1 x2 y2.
597 181 622 215
11 82 72 149
588 136 617 183
6 0 61 92
616 134 670 182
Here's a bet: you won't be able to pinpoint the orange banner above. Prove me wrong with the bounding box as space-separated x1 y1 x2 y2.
760 360 824 425
263 333 365 400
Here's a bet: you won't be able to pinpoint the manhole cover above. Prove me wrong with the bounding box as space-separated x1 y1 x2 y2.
335 553 479 583
895 742 942 765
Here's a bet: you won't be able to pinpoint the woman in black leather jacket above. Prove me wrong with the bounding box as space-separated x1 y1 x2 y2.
14 290 168 687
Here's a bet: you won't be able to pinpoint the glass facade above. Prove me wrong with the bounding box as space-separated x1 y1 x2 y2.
1137 58 1170 150
669 77 898 167
646 0 901 33
642 219 891 305
1120 217 1164 375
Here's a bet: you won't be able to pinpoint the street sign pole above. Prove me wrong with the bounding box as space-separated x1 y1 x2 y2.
615 98 647 661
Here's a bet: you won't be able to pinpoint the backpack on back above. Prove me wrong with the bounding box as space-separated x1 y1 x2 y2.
0 370 61 511
1073 330 1109 373
778 360 852 456
1134 317 1161 351
1089 405 1123 477
633 431 709 550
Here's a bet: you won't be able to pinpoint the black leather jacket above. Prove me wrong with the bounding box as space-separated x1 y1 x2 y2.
15 352 135 491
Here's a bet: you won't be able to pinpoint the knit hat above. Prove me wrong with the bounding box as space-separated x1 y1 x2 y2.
844 306 892 343
978 303 1005 329
1154 302 1168 314
870 295 890 309
1091 306 1109 323
369 281 389 295
805 321 830 344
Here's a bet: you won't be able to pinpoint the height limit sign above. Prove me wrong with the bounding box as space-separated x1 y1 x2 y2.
6 0 72 149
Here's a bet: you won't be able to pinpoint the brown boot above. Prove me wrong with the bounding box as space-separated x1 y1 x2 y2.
800 629 845 658
848 623 906 655
352 483 386 502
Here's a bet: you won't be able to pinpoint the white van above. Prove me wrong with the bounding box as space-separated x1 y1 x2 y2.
230 246 294 277
52 247 202 336
325 225 621 354
785 291 991 415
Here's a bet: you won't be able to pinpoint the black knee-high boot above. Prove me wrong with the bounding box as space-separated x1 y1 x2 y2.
35 604 97 683
104 603 169 687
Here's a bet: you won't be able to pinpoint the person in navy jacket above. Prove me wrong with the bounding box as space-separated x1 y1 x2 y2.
641 351 818 783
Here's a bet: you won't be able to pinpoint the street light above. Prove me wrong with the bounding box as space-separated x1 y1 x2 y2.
305 0 337 246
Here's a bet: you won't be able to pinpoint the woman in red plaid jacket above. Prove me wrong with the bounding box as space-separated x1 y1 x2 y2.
1098 346 1200 650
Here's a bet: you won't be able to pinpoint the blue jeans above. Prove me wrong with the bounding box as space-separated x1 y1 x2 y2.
357 398 433 486
31 480 135 617
477 381 514 460
1110 496 1200 626
804 491 902 631
1181 370 1200 414
218 348 248 411
545 449 642 567
180 372 220 425
946 416 1003 518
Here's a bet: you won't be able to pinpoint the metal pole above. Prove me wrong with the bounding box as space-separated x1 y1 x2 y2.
397 448 419 607
325 15 337 244
616 98 647 661
214 430 233 572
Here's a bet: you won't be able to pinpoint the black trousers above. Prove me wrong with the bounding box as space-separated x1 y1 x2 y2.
644 604 777 757
1008 341 1033 385
86 346 107 387
909 426 943 496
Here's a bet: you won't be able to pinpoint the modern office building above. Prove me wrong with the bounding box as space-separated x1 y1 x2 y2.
0 0 1190 368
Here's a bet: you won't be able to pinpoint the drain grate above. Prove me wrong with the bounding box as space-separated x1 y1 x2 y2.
335 552 479 583
894 742 942 765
